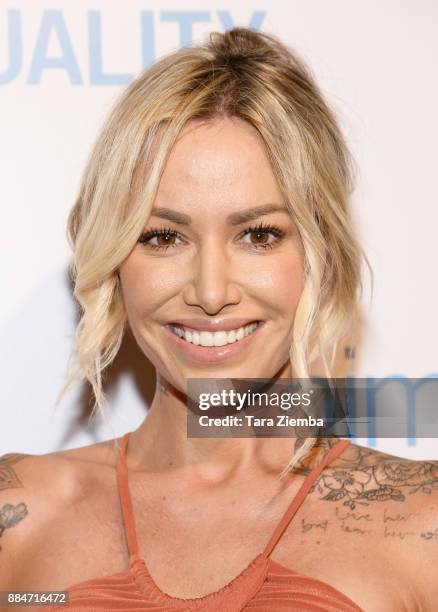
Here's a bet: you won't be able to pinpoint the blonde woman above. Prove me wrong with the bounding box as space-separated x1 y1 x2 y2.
1 27 437 612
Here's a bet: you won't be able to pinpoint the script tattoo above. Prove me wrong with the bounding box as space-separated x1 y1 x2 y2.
335 507 373 534
0 453 30 491
292 440 438 510
420 528 438 541
301 518 328 533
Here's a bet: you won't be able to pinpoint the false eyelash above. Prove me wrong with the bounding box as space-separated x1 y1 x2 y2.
138 226 180 250
241 222 285 249
244 221 284 238
137 222 285 251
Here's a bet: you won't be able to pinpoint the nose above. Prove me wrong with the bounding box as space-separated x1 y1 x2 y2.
182 239 241 315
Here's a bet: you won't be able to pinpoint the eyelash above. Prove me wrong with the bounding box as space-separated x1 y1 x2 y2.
137 222 285 252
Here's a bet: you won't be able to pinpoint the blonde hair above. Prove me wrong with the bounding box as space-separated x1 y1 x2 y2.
61 27 369 472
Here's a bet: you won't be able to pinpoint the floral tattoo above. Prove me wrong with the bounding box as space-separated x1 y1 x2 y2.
294 439 438 510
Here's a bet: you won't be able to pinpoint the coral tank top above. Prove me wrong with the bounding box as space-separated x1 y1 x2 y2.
43 432 363 611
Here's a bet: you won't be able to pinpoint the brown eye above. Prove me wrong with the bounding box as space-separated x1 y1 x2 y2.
241 223 284 250
138 227 182 251
249 230 270 245
156 231 176 246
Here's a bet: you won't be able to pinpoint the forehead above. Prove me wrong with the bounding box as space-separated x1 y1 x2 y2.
152 116 285 220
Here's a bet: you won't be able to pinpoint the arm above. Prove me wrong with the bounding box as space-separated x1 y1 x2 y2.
0 453 32 588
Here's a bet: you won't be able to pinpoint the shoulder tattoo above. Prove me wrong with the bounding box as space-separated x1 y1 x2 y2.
0 453 30 491
293 440 438 510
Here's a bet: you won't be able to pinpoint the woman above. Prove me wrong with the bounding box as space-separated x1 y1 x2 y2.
1 27 437 612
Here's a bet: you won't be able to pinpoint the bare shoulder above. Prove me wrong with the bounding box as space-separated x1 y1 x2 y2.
300 440 438 608
0 438 119 588
296 438 438 507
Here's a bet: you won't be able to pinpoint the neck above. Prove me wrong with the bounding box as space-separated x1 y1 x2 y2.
126 363 331 483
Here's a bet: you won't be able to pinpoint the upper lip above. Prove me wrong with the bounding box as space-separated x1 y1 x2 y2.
166 318 262 332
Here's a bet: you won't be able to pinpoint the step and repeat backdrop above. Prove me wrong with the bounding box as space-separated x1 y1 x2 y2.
1 1 437 457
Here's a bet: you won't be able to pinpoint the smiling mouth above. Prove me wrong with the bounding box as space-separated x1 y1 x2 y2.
166 321 263 347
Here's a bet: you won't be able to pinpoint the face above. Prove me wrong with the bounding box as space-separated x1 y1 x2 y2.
119 116 305 392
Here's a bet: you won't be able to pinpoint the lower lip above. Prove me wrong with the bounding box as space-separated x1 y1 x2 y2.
163 322 265 363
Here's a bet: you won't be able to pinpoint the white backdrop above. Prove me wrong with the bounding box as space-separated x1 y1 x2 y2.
1 1 437 458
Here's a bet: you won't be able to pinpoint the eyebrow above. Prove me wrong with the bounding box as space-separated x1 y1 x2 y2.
149 204 289 226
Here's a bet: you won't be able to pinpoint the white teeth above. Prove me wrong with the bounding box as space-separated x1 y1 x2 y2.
174 327 184 339
228 330 237 343
199 331 214 347
170 322 260 347
212 331 227 347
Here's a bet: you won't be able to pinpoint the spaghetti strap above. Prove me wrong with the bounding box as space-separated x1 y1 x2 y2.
116 431 139 558
263 438 350 558
116 432 349 562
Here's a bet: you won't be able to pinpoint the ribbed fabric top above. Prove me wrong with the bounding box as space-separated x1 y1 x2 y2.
43 433 363 611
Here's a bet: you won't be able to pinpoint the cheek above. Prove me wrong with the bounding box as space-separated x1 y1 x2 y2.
245 251 304 312
119 253 180 319
119 247 305 320
276 255 304 309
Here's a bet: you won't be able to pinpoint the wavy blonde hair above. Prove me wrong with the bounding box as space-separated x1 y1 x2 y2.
61 27 368 472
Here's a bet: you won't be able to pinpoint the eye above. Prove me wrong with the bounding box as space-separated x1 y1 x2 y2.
138 227 184 251
240 222 285 250
137 222 285 252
